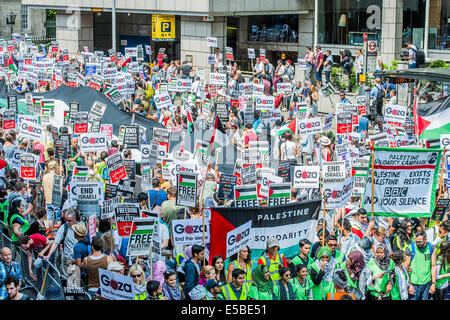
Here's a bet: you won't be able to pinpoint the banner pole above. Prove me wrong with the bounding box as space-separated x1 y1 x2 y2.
437 152 446 202
322 195 326 247
202 198 206 266
371 148 375 220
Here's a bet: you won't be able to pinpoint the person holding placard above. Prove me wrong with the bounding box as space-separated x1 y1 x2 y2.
227 246 253 285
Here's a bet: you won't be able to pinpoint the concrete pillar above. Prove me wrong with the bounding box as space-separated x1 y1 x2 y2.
180 16 226 80
381 0 403 66
56 10 94 54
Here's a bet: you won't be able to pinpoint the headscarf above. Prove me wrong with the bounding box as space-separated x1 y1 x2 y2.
162 279 182 300
333 268 348 290
151 260 166 284
351 236 373 263
189 284 207 300
346 250 365 281
252 265 273 293
315 246 335 282
134 283 147 297
304 81 311 90
374 243 390 270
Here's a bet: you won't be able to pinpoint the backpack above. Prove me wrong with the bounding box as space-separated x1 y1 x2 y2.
411 46 425 65
410 242 433 262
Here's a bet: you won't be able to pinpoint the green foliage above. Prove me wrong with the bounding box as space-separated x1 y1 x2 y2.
47 9 56 19
429 60 449 69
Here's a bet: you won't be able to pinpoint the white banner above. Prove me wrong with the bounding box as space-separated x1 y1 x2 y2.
226 220 252 258
298 118 323 135
80 133 107 153
209 73 227 86
154 92 172 109
323 177 354 209
98 269 135 300
172 218 210 246
293 166 320 189
384 104 407 124
254 96 274 110
363 149 441 216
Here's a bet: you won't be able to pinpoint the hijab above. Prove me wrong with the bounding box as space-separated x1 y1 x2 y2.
374 243 390 270
351 236 373 263
151 260 166 284
252 265 273 293
346 250 365 281
316 246 335 282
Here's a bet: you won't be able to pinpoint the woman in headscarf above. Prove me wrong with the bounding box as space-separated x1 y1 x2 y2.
151 260 167 285
248 265 275 300
310 246 336 300
350 236 374 264
389 251 409 300
339 250 372 300
366 243 395 300
162 270 183 300
273 267 296 300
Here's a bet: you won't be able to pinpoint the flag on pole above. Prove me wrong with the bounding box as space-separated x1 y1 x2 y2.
8 55 17 75
277 118 297 136
208 115 228 156
122 57 131 71
186 109 195 134
414 96 450 139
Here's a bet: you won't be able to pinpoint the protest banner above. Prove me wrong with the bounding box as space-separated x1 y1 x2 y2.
106 153 127 184
80 133 107 153
122 125 140 149
117 179 135 198
242 164 257 185
226 220 252 259
115 203 141 237
210 200 321 261
51 174 63 208
217 174 238 200
234 185 259 208
293 166 320 189
351 158 370 197
104 184 118 200
363 147 441 217
74 111 89 133
88 101 107 122
76 182 102 217
101 197 120 219
98 269 135 300
154 92 172 109
153 128 171 153
322 161 346 184
214 102 229 123
263 183 292 206
20 153 36 179
172 218 210 246
176 173 197 207
123 160 136 181
127 217 155 256
18 120 44 142
210 73 227 86
72 167 88 183
336 112 353 134
384 104 407 125
207 37 217 47
255 96 274 110
431 198 450 222
323 113 333 132
323 177 354 209
277 160 291 182
2 109 16 130
54 137 69 160
298 118 322 135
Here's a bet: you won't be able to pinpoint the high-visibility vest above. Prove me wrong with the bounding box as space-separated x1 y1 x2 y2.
231 260 252 284
9 214 30 242
221 283 249 300
96 162 108 183
259 252 285 282
0 199 8 229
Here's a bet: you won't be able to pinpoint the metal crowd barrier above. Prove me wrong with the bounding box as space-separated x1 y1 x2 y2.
0 222 65 300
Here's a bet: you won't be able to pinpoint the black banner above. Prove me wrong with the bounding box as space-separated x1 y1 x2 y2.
123 125 140 149
104 183 118 200
217 173 237 200
277 160 291 182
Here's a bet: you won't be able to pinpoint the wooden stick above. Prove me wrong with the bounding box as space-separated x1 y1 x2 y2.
437 152 446 203
202 199 206 266
322 196 326 247
150 249 153 280
40 263 51 296
371 148 375 220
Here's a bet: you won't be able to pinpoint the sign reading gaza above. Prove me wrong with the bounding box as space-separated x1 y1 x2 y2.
172 218 210 246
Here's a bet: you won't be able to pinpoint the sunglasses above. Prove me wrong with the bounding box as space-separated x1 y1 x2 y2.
284 273 292 277
131 274 141 278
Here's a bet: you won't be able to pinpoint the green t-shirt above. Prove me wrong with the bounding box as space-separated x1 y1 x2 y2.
292 277 313 300
161 199 184 231
248 285 275 300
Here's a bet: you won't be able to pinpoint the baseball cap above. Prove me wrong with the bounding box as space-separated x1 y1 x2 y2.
206 279 221 291
266 237 280 248
107 261 124 272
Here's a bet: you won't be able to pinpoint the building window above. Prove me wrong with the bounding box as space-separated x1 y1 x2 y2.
21 5 29 30
248 15 298 43
318 0 382 46
403 0 450 50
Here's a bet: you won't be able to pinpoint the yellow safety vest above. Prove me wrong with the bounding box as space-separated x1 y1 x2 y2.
221 283 249 300
231 260 252 284
259 252 284 282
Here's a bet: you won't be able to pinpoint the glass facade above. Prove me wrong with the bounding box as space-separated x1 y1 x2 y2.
318 0 382 46
248 15 298 43
403 0 450 50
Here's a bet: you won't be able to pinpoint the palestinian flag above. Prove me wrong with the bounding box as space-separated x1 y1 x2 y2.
234 185 258 202
130 219 155 235
186 109 195 134
194 140 209 155
121 57 131 71
207 115 228 156
73 166 88 177
8 55 17 75
209 200 321 264
178 173 197 188
268 183 291 199
414 96 450 139
162 158 173 169
277 118 297 136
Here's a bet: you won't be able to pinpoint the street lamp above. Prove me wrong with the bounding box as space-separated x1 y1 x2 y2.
6 9 16 39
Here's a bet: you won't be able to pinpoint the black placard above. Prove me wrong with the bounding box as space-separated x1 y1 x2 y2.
215 102 229 123
123 159 136 181
7 93 18 113
431 198 450 222
122 125 140 149
104 183 118 200
54 138 69 160
277 160 291 182
218 173 238 200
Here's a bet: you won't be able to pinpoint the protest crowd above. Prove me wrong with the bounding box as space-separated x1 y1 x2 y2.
0 35 449 301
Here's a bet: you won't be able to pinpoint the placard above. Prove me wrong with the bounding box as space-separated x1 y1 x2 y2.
217 173 238 200
172 218 210 246
207 37 217 47
76 182 102 217
298 118 322 135
431 198 450 222
2 109 16 130
214 102 229 123
322 161 346 184
226 220 252 258
106 153 127 184
255 96 274 110
89 101 107 122
209 73 227 86
51 174 64 208
176 173 197 207
293 166 320 189
55 138 69 160
127 217 155 256
123 160 136 181
98 269 135 300
247 48 255 59
122 125 140 149
115 203 141 237
104 184 119 200
234 185 258 208
20 153 37 179
80 133 107 153
336 112 353 134
154 92 172 109
323 177 354 209
18 120 44 142
102 197 120 219
74 112 89 134
277 160 291 182
384 104 407 125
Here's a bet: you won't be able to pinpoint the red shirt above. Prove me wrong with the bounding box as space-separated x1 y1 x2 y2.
244 131 258 146
29 234 48 251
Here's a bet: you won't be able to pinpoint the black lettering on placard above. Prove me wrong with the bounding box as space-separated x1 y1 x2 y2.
122 125 139 149
215 102 229 122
